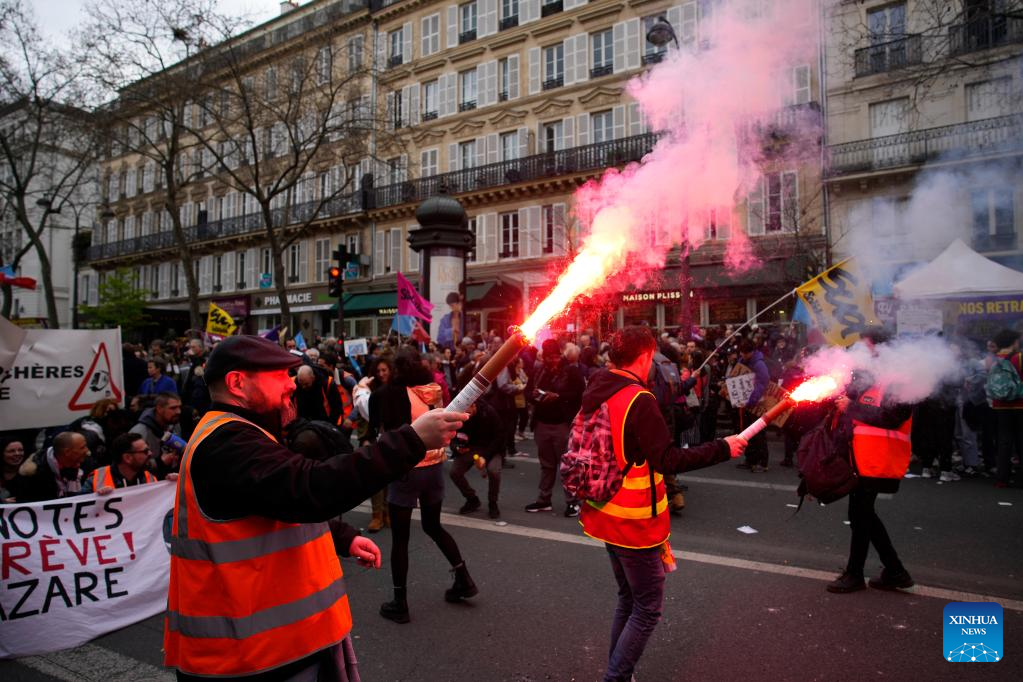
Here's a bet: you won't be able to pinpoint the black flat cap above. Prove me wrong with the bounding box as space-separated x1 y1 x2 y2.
204 335 303 385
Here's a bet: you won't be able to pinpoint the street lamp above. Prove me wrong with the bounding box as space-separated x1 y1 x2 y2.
646 17 680 50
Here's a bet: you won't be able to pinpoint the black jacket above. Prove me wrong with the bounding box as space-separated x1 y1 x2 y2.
582 368 730 474
529 359 585 425
453 399 504 458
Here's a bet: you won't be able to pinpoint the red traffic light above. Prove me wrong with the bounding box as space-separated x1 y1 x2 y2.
328 266 341 278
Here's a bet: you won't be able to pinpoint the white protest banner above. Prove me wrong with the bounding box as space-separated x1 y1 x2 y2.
0 482 175 659
725 374 756 407
0 327 123 430
345 337 369 357
896 306 944 336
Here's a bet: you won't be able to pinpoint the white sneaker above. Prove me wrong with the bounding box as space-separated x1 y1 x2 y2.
940 470 960 482
921 468 933 479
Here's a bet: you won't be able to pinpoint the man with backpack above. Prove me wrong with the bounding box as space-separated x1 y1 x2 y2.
569 326 747 682
988 328 1023 489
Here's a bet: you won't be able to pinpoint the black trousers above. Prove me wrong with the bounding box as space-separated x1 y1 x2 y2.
912 399 955 472
744 429 769 467
846 489 904 577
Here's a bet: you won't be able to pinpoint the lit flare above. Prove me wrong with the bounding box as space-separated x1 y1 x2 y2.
789 375 840 403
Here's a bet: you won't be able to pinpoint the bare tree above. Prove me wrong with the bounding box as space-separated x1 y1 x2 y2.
77 0 240 330
187 25 401 322
0 0 96 327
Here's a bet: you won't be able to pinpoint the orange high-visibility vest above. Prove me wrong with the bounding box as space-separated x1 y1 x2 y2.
163 411 352 677
851 384 912 479
580 381 670 549
90 465 156 490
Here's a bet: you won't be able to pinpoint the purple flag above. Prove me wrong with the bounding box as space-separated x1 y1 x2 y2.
396 272 433 322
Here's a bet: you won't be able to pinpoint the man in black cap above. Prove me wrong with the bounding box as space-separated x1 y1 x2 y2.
164 335 467 681
526 339 585 516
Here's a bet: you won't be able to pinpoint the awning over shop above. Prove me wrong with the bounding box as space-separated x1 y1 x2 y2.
690 259 791 290
333 291 398 315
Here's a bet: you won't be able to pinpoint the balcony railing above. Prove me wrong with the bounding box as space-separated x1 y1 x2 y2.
590 64 613 78
459 99 477 112
854 34 922 77
87 193 361 262
459 29 477 44
498 90 508 102
387 54 403 68
949 14 1023 56
371 132 657 208
641 51 665 65
827 114 1023 176
422 110 438 121
542 75 564 91
499 15 518 31
974 231 1018 252
541 0 563 18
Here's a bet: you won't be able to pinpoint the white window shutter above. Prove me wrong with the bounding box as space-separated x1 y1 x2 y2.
441 73 456 117
574 34 588 84
481 0 498 37
747 178 765 236
408 85 420 125
565 0 587 8
199 256 212 294
564 37 576 86
448 142 459 172
222 252 235 292
627 102 643 135
389 228 402 272
508 55 520 99
518 127 530 157
487 60 498 106
625 19 640 70
483 213 499 262
612 105 625 140
375 31 386 69
476 63 488 106
446 5 458 49
522 0 539 23
421 17 431 55
667 5 683 42
299 241 308 283
159 263 170 299
563 117 574 149
519 207 535 258
374 229 386 275
528 47 541 95
408 226 420 272
613 21 626 73
246 248 258 287
474 137 485 168
403 22 413 63
486 133 499 163
553 203 567 255
681 2 698 45
400 87 412 127
576 113 590 145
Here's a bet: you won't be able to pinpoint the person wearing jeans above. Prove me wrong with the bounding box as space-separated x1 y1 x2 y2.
605 545 664 680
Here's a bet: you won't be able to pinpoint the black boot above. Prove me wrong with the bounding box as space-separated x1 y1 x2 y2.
380 587 410 623
444 562 478 602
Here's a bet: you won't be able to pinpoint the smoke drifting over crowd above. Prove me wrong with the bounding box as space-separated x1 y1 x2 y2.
531 0 821 329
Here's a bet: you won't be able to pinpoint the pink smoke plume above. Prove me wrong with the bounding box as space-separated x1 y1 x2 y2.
570 0 820 293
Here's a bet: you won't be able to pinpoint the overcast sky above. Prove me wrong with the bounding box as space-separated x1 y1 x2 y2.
29 0 280 44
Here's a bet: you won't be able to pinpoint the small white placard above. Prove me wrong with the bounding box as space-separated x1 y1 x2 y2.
345 337 369 357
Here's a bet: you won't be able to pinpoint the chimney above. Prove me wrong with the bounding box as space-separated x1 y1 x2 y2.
280 1 299 14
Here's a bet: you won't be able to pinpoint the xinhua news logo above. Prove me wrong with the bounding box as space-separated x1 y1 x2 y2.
943 602 1002 662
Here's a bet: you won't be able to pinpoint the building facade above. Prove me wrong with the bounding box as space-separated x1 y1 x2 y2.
86 0 827 342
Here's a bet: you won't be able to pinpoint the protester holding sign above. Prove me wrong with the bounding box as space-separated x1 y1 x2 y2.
164 335 466 680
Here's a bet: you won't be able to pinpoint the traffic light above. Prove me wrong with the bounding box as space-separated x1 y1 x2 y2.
327 265 342 297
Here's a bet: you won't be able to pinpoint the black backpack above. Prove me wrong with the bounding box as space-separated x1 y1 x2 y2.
795 416 858 509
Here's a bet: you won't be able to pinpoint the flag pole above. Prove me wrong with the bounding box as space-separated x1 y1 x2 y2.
694 288 797 373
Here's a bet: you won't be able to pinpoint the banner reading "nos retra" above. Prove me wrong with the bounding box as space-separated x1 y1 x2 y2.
0 482 175 659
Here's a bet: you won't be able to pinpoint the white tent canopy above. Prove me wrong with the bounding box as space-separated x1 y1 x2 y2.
893 238 1023 299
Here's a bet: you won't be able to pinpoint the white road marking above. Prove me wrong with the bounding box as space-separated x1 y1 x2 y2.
351 502 1023 612
15 642 174 681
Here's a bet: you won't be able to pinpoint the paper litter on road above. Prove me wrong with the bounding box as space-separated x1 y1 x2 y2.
736 525 758 534
998 502 1012 507
785 503 798 508
903 473 919 478
495 520 509 526
843 520 851 525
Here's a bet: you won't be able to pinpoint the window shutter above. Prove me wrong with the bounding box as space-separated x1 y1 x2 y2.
612 105 625 140
680 2 698 46
667 5 683 44
563 117 575 149
528 47 541 95
564 37 576 86
483 213 499 262
480 0 498 37
440 72 456 117
782 171 799 231
246 248 258 288
403 22 413 63
386 92 395 129
565 0 587 8
518 127 530 157
159 263 170 299
199 256 212 294
747 178 765 236
625 18 640 70
476 63 488 107
522 0 539 23
421 16 431 55
576 113 590 145
553 203 567 255
521 207 537 258
574 34 588 84
474 137 485 168
448 142 459 172
446 5 458 49
299 240 308 283
408 84 420 125
613 21 626 73
389 227 402 272
507 55 520 99
374 229 386 275
375 31 386 69
401 86 412 127
222 252 236 292
627 102 644 135
408 226 420 271
487 60 498 106
486 133 499 163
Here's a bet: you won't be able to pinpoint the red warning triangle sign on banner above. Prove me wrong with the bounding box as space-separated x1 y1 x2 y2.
69 342 123 410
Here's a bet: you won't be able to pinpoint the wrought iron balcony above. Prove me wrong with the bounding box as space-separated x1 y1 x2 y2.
590 64 613 78
459 29 477 44
372 132 657 208
499 15 518 31
422 110 438 121
387 54 403 68
854 34 922 77
641 51 665 65
542 75 564 91
459 99 477 112
540 0 563 18
498 90 508 102
949 13 1023 56
827 114 1023 177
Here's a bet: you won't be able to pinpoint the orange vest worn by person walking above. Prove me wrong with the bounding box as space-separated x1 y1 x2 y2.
89 465 156 489
851 384 912 479
580 382 670 549
164 411 352 677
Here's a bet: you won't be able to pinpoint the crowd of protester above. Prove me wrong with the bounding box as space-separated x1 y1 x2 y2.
2 319 1019 509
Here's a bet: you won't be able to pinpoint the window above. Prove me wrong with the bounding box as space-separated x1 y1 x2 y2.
784 65 811 106
345 233 361 261
391 89 404 128
542 120 563 153
869 97 909 137
387 157 405 185
347 35 364 72
642 15 669 62
423 80 439 119
388 228 402 272
460 2 478 43
422 14 440 56
704 207 731 241
287 243 304 282
265 67 277 100
237 251 247 288
261 248 272 281
467 216 479 262
316 46 332 84
591 110 613 143
592 29 613 77
499 58 512 100
541 0 563 18
972 188 1016 249
315 238 330 282
460 69 477 110
867 3 906 45
459 140 477 169
966 77 1013 121
389 28 404 66
500 212 519 257
213 255 223 291
500 131 518 160
501 0 519 30
421 148 439 176
748 171 798 234
543 44 564 89
541 205 556 254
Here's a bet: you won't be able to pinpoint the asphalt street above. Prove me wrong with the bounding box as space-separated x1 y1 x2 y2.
2 435 1020 681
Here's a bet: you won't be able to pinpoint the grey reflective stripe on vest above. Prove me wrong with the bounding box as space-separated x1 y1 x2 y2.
166 575 347 639
175 413 236 539
170 521 330 563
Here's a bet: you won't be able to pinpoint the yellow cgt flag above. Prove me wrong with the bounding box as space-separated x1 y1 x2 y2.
206 301 238 337
796 258 876 347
